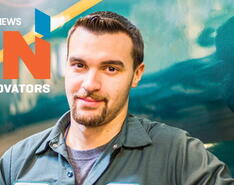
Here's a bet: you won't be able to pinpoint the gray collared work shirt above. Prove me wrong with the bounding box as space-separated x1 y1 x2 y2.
0 112 234 185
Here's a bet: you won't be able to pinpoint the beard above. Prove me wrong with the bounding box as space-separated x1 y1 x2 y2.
71 87 130 127
71 98 107 127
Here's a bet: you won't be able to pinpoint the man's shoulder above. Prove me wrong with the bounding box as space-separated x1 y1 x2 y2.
3 111 70 158
132 115 189 144
131 115 202 157
2 126 54 158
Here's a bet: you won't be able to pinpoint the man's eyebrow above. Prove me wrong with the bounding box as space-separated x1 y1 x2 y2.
68 57 86 63
101 60 125 68
69 57 125 67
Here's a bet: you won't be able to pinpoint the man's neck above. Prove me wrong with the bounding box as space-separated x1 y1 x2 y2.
66 104 128 151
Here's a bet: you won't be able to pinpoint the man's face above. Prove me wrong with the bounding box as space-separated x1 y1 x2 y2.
65 27 144 127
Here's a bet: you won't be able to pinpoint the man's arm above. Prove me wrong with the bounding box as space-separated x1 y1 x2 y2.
0 147 12 185
174 132 234 185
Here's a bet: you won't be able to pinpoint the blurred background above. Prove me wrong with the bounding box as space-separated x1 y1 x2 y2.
0 0 234 174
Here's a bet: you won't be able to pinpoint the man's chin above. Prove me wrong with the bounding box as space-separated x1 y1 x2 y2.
71 109 107 127
73 117 106 127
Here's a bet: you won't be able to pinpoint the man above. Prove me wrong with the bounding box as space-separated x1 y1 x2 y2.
0 11 234 185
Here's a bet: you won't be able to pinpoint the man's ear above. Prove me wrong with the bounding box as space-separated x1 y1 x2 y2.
131 63 145 88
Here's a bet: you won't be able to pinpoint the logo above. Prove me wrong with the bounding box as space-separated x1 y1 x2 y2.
2 9 51 79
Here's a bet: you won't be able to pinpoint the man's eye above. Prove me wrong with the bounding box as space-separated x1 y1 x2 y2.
107 66 117 72
76 63 84 68
70 62 86 72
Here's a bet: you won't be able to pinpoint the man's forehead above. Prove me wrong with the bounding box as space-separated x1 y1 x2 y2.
69 26 133 47
68 27 134 64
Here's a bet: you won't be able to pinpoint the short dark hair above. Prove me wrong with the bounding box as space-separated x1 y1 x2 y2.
67 11 144 69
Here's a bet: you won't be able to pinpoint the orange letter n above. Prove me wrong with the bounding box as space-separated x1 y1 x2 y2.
3 31 50 79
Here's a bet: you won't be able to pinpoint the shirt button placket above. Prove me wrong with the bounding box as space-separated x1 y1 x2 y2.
64 168 75 184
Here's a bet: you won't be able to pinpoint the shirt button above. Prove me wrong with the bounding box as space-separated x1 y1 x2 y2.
113 144 118 149
67 171 73 178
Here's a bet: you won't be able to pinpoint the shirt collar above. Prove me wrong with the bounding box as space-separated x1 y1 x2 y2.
35 111 70 154
117 113 152 148
35 111 152 154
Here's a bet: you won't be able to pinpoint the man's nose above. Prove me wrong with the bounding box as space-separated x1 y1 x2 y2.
81 70 101 92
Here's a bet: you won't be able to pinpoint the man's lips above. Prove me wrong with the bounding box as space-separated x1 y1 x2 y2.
76 97 104 108
78 97 103 103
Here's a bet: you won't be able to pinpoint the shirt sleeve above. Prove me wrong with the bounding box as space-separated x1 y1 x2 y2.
173 131 234 185
0 147 13 185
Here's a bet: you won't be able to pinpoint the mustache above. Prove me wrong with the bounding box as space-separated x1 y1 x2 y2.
73 89 107 102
